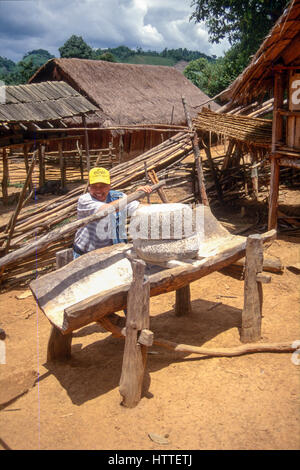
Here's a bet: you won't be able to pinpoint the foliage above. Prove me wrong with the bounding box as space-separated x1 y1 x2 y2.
22 49 54 68
0 56 16 75
190 0 289 48
0 49 54 85
59 35 93 59
92 51 117 62
189 0 289 94
184 43 248 98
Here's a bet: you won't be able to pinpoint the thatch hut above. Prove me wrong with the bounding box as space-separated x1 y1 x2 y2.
29 58 219 159
0 80 98 204
196 0 300 229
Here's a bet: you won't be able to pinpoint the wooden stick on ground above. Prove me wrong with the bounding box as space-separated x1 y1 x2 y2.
97 316 298 357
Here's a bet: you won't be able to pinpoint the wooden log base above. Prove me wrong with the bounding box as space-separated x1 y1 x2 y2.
47 326 72 362
240 235 264 343
175 284 192 316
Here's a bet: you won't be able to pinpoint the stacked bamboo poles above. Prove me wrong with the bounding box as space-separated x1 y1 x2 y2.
0 147 118 187
0 132 194 288
193 109 273 148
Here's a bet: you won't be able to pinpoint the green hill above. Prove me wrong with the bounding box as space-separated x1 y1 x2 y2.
121 54 177 66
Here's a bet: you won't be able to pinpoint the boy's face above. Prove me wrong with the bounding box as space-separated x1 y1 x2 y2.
89 182 111 202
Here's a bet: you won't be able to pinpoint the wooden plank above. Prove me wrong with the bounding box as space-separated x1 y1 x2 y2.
175 285 191 316
47 248 73 362
268 156 280 230
182 96 209 206
38 230 276 335
1 148 8 206
119 258 150 408
240 235 264 343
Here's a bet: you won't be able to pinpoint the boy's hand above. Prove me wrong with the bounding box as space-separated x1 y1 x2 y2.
137 185 152 194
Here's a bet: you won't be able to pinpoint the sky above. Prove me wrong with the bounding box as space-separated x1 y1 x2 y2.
0 0 230 62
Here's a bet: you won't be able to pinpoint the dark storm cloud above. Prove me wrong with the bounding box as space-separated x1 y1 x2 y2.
0 0 229 62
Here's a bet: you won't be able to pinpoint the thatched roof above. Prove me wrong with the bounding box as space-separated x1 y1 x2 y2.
29 58 219 127
0 81 97 124
220 0 300 105
193 109 272 148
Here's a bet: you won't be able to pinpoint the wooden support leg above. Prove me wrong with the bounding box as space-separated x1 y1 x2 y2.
175 284 191 316
268 157 280 230
240 235 264 343
47 248 73 361
119 258 151 408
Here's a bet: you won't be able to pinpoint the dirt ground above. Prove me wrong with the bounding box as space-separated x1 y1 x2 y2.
0 183 299 451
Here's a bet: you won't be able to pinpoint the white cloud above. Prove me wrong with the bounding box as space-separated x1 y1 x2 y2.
0 0 230 62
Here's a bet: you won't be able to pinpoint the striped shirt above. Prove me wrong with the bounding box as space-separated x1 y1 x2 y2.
74 190 139 253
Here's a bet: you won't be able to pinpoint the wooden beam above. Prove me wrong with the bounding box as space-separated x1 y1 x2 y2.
47 248 73 361
279 157 300 169
268 156 280 230
82 114 90 173
1 148 9 206
272 71 285 153
38 144 45 187
181 95 209 206
119 258 150 408
55 230 276 335
240 235 264 343
175 284 192 316
58 141 66 189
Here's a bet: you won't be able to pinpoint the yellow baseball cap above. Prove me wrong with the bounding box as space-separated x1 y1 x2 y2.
89 167 111 185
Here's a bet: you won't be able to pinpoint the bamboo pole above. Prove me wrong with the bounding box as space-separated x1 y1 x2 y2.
1 148 9 206
0 181 166 271
0 151 37 281
181 96 209 206
82 114 90 173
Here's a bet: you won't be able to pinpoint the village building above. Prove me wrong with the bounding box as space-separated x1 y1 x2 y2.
215 0 300 230
0 80 98 204
29 58 220 159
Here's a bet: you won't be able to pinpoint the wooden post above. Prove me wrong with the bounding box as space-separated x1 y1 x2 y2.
58 141 66 189
272 71 284 153
143 162 151 204
1 148 9 206
109 141 113 168
240 234 264 343
82 114 90 174
119 135 124 164
268 156 280 230
38 144 45 188
181 96 209 206
119 258 151 408
201 134 223 203
47 248 73 362
76 140 84 182
23 145 33 194
251 150 259 200
175 284 192 316
148 169 168 203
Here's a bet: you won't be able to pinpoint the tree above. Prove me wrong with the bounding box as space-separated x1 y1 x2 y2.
98 52 117 62
23 49 54 68
59 35 93 59
190 1 289 62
